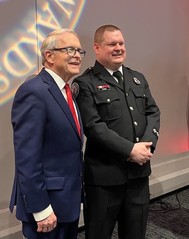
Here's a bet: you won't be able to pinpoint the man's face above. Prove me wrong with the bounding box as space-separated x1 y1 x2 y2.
46 33 83 81
94 30 126 70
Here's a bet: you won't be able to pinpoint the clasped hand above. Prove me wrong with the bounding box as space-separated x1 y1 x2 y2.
129 142 153 166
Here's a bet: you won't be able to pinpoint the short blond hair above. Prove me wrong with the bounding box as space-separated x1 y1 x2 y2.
94 24 121 44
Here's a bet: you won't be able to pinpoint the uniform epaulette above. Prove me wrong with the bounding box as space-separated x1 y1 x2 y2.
125 66 132 71
81 67 93 76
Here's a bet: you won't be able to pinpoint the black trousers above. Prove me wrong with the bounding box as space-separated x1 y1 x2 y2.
22 218 79 239
84 177 150 239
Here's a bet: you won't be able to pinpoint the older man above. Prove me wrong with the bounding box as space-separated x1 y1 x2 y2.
10 29 86 239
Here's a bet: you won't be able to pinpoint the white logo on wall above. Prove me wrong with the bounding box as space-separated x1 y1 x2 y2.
0 0 86 105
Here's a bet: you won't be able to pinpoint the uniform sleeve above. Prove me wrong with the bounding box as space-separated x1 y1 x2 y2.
139 78 160 152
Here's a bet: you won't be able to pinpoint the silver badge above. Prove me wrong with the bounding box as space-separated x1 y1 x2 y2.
133 77 141 85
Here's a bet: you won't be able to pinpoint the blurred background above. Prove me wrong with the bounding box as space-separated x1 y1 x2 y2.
0 0 189 236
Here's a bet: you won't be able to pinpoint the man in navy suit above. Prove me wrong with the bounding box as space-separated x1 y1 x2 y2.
9 29 86 239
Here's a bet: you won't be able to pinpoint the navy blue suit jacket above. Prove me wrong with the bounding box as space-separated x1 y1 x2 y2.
10 68 83 223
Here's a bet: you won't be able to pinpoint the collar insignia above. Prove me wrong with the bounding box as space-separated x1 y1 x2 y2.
133 77 141 85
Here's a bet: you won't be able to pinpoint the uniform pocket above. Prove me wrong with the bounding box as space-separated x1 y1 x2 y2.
94 91 121 121
132 88 146 115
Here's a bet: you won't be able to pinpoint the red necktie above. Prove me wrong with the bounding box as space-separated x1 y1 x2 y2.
65 83 81 136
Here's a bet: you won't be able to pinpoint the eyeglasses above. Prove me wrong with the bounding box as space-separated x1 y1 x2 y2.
52 47 86 59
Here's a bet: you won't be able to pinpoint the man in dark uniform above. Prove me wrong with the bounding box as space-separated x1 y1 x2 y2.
73 24 160 239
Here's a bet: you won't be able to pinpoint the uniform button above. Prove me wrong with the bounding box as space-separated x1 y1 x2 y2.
136 137 139 142
134 121 138 126
130 106 134 110
107 98 110 102
126 93 129 96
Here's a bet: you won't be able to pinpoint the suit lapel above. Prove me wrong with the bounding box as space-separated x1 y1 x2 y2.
93 61 122 89
122 67 134 92
93 63 134 92
100 75 120 88
39 69 81 139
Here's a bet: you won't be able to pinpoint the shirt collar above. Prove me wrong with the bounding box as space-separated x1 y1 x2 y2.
106 66 123 76
45 68 66 90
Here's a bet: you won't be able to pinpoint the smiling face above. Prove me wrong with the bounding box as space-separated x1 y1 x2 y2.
44 32 83 82
94 29 126 71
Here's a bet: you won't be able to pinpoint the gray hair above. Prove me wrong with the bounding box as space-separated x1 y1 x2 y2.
40 29 78 65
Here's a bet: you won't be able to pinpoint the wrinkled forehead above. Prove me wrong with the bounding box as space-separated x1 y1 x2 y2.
57 32 81 47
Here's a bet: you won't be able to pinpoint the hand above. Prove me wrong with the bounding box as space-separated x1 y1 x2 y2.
129 142 153 166
37 212 57 233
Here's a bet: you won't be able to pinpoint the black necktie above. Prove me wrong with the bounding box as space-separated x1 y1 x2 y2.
113 71 124 89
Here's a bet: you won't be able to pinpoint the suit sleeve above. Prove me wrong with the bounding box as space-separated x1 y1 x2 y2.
12 83 50 213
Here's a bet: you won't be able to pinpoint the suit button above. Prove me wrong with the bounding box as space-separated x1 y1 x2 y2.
134 121 138 126
23 195 28 207
130 106 134 110
107 99 110 102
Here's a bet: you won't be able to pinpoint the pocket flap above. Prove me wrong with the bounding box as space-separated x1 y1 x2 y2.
94 91 119 104
46 177 65 190
132 88 146 98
